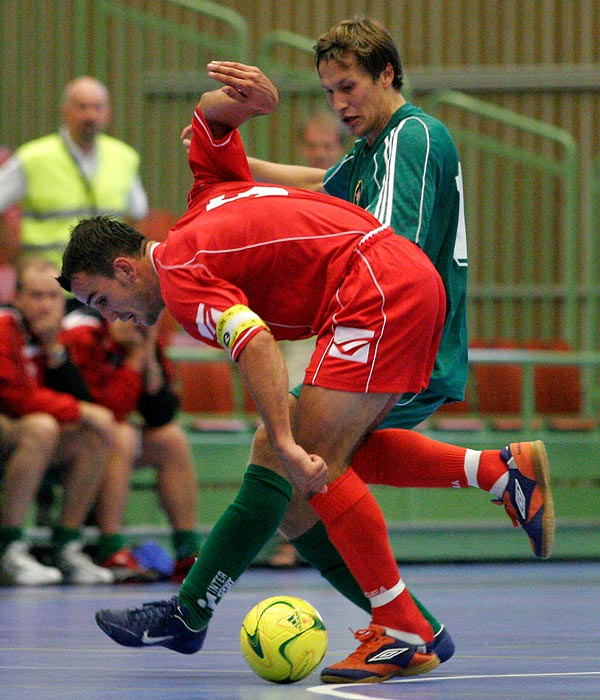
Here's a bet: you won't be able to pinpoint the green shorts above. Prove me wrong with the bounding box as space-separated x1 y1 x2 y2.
289 384 450 431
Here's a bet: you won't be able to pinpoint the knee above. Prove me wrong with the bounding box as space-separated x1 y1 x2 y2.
112 422 138 462
142 422 192 467
19 413 60 451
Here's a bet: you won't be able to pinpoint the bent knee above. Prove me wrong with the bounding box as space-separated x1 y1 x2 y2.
20 413 61 447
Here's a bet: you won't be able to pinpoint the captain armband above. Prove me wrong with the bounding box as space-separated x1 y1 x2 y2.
216 304 270 358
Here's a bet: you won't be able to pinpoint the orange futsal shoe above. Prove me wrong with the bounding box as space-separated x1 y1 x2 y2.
495 440 555 559
320 623 452 684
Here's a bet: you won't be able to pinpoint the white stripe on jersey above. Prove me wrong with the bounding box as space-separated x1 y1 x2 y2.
373 116 430 247
154 229 369 271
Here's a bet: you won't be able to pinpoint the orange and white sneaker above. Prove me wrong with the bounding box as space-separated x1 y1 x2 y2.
495 440 555 559
320 623 452 684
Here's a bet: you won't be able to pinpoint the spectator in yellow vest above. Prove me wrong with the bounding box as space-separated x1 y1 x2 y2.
0 77 148 269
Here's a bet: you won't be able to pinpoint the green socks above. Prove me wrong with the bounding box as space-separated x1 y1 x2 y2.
0 527 23 554
97 533 127 561
96 531 201 562
291 520 443 634
51 526 80 550
178 464 292 629
172 530 201 560
176 466 442 635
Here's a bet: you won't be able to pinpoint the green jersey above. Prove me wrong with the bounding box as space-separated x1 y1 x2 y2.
323 102 468 401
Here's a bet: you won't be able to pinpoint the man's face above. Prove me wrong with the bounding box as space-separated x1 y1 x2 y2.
15 268 65 333
300 121 345 170
62 80 111 148
318 52 392 145
69 267 163 328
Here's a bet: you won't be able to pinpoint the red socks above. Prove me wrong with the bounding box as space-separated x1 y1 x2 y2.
309 468 432 640
351 429 507 492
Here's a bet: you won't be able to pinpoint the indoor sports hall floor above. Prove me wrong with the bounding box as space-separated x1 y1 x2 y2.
1 561 599 700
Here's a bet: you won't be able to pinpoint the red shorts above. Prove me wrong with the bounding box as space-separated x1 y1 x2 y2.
304 229 446 394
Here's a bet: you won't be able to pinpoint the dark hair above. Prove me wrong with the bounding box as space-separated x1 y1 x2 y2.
314 16 403 91
58 216 146 292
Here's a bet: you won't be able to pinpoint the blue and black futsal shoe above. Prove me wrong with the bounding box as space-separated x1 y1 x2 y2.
95 596 207 654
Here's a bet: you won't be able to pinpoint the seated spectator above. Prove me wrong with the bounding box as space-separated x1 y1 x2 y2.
0 258 115 585
62 310 201 582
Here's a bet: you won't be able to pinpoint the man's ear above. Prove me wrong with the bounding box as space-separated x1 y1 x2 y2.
380 62 395 88
113 257 136 282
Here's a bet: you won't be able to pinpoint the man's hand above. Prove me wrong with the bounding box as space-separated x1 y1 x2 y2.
180 124 193 153
206 61 279 116
276 443 328 498
77 402 116 444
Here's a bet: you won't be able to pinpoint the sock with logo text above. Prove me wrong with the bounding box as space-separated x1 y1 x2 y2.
178 464 292 629
309 468 433 642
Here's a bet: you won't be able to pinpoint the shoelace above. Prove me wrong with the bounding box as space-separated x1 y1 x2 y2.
342 627 391 662
126 597 179 626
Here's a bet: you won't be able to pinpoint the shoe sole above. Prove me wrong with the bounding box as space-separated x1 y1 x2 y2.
321 655 441 684
528 440 555 560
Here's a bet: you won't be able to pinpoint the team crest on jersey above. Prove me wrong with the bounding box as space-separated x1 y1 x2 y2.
353 180 363 206
328 325 374 364
195 303 222 341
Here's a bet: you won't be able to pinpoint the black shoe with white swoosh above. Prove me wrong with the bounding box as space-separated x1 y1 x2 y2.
95 596 207 654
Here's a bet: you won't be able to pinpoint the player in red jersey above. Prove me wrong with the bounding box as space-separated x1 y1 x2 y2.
58 89 452 680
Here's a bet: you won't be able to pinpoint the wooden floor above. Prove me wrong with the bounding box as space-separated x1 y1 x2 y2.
1 561 599 699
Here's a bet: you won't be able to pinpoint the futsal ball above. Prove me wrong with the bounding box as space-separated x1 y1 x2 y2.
240 595 328 683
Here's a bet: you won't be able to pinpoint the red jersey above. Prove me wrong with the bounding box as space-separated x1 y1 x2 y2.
153 110 388 356
61 312 144 421
152 110 446 393
0 308 81 422
62 310 176 423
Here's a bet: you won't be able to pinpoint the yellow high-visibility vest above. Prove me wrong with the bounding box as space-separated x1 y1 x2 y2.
18 133 140 267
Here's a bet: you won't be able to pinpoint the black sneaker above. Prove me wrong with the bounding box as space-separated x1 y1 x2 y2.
95 596 207 654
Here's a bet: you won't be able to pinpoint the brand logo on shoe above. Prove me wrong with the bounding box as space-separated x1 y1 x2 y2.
141 630 175 645
514 479 527 521
369 647 410 663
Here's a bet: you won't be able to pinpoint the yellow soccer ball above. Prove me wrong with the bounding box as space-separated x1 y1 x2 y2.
240 595 328 683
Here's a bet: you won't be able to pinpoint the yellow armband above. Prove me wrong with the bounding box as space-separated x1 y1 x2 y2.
216 304 269 355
